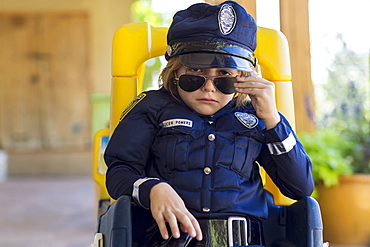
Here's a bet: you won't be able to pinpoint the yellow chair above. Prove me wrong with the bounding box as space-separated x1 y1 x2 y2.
91 22 324 247
93 22 295 208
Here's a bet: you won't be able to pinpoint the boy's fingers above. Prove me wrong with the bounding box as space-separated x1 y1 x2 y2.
166 215 181 238
177 214 196 238
190 217 203 241
155 216 169 240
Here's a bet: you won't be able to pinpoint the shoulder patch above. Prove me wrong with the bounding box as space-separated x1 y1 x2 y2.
234 112 258 129
119 93 146 121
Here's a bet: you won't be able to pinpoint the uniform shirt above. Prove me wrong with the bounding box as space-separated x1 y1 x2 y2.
104 87 314 220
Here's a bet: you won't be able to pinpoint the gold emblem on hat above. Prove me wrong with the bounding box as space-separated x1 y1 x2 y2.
166 45 173 56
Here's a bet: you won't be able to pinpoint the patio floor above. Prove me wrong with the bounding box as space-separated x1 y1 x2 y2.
0 176 95 247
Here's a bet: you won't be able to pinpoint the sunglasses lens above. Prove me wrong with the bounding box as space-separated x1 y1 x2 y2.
178 74 205 92
213 77 236 94
178 74 236 94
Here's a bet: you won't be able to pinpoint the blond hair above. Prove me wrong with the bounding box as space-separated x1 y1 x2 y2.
159 56 257 107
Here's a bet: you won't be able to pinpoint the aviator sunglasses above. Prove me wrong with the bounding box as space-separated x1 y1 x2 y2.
175 74 237 94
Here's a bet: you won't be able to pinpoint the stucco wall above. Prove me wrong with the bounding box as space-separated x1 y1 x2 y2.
0 0 133 93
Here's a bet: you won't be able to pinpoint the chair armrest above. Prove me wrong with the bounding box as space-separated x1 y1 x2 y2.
264 195 324 247
286 196 323 247
97 195 133 247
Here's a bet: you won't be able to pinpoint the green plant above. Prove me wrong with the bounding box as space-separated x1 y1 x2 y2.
341 127 370 174
298 129 353 187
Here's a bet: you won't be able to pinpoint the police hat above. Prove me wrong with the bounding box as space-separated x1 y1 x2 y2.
166 1 257 72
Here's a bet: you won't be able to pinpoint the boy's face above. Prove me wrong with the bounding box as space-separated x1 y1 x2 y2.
176 65 239 115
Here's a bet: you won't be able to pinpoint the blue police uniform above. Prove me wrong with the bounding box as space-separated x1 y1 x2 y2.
104 1 314 246
105 88 314 222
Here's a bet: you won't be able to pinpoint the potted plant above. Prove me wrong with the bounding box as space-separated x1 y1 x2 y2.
300 36 370 245
300 128 370 246
299 126 370 245
298 98 370 246
298 129 353 192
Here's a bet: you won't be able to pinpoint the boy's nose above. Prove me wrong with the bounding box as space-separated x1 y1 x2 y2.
201 78 217 92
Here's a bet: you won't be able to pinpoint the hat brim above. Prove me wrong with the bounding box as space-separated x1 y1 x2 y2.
179 53 254 72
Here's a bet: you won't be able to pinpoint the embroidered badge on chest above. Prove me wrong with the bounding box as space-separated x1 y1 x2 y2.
234 112 258 129
161 119 193 128
218 3 237 35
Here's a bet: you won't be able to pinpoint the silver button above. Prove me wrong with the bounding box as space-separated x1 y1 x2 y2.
208 134 216 141
204 167 211 175
202 207 210 213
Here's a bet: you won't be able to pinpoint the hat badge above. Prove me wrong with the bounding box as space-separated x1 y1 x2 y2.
218 3 237 35
234 112 258 129
166 45 173 56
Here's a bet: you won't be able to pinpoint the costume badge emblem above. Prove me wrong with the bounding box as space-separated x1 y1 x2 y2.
234 112 258 129
218 4 237 35
166 45 173 56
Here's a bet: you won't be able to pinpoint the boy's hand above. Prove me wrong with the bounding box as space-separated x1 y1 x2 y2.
149 182 203 241
235 75 280 129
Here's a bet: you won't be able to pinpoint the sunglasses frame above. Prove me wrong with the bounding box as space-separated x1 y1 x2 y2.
175 74 237 94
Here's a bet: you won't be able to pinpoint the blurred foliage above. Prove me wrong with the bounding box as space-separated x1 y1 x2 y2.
317 34 370 174
300 34 370 188
298 129 353 187
317 35 369 132
131 0 164 26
